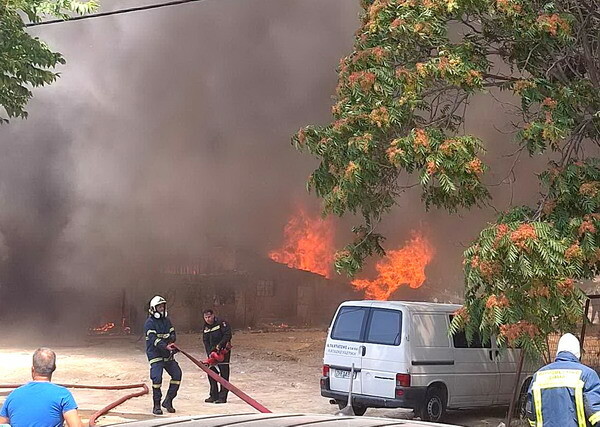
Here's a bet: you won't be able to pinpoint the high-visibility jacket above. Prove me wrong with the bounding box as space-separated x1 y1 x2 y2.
527 351 600 427
144 315 176 364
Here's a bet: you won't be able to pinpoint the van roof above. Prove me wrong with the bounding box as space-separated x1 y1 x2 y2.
339 300 461 312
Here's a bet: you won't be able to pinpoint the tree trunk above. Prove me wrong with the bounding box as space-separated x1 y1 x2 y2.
506 349 526 427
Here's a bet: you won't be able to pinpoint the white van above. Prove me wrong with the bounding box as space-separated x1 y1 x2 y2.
321 300 537 421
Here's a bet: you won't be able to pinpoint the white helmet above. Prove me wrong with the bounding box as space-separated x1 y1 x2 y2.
149 295 167 319
557 333 581 359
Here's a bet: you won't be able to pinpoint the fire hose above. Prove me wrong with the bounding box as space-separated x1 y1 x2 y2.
0 383 149 427
174 344 271 413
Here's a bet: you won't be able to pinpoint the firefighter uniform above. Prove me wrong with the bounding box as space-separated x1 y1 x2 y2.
144 315 182 412
526 334 600 427
203 317 232 402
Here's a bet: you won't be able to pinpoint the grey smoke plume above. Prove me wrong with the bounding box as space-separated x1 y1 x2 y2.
0 0 568 328
0 0 361 327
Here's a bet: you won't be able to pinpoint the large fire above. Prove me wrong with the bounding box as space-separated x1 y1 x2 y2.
269 208 334 278
352 231 434 300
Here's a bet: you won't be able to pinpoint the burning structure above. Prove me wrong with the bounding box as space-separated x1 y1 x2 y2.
86 212 440 335
155 247 357 331
84 246 357 335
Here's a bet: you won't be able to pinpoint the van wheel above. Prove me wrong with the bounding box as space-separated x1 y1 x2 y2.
419 388 446 422
336 400 367 416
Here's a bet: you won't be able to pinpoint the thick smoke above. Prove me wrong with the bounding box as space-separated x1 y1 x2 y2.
0 0 569 334
0 0 361 331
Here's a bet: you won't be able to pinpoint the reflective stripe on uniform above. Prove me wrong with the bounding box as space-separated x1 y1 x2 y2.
169 327 175 332
532 386 543 427
146 329 157 336
170 380 181 385
149 357 163 364
204 325 220 333
528 420 535 427
590 411 600 425
152 383 162 388
575 382 586 427
154 338 161 346
532 370 586 427
535 370 582 388
157 333 170 338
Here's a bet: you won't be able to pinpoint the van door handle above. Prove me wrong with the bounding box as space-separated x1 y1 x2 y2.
489 350 500 360
360 346 366 356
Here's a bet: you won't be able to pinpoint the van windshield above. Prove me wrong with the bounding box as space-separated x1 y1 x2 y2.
331 306 368 342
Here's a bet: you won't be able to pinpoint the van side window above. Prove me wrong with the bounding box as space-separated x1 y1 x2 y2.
413 314 449 347
449 316 491 348
365 309 402 346
331 307 368 342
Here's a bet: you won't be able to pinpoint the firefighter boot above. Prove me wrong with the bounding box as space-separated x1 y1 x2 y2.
162 396 176 413
162 380 179 413
152 389 163 415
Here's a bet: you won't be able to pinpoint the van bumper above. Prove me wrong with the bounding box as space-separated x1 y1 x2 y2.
320 378 426 410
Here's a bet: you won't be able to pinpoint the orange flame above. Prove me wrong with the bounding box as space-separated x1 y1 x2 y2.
352 231 434 300
269 208 334 278
90 322 115 333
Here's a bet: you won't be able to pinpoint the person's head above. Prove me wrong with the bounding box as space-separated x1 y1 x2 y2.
32 348 56 380
557 333 581 359
149 295 167 319
203 309 215 325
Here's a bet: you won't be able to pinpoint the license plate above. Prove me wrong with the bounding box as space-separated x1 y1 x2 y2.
334 369 357 379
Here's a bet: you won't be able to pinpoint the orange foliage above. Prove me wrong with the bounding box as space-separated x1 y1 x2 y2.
500 321 539 343
509 224 537 249
466 158 484 175
580 182 600 197
348 71 376 91
579 221 597 235
565 243 582 260
486 294 510 309
537 13 570 36
369 106 390 128
413 128 429 147
557 278 574 295
453 306 470 323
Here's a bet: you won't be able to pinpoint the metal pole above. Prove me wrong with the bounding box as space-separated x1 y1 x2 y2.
581 298 591 353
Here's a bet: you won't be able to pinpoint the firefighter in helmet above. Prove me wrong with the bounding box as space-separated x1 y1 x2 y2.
526 333 600 426
144 295 182 415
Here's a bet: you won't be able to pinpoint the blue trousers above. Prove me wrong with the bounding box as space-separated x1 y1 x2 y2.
150 359 182 405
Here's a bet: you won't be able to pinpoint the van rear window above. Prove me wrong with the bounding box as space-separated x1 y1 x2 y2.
366 309 402 345
331 307 368 342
